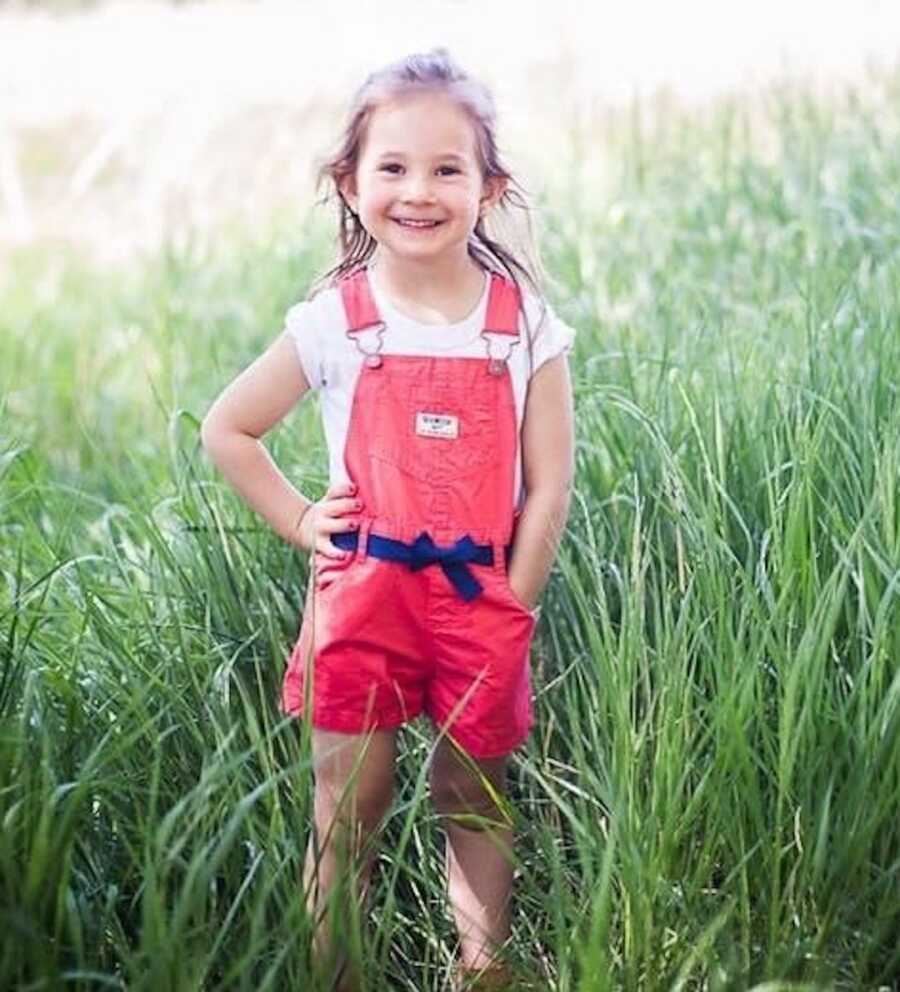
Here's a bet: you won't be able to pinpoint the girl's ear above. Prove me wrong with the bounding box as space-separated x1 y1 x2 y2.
338 174 359 214
480 175 508 216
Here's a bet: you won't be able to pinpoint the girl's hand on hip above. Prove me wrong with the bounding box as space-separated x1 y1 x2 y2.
296 481 362 558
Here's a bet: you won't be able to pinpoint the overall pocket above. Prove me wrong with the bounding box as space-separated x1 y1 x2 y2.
367 374 499 486
499 565 540 620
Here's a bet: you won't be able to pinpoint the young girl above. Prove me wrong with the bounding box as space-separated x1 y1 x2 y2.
201 48 575 992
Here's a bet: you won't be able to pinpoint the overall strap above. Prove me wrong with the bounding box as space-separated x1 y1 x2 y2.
338 267 382 332
337 268 385 368
482 272 521 374
483 272 521 338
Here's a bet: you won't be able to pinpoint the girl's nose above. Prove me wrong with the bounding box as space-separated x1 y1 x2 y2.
401 175 435 203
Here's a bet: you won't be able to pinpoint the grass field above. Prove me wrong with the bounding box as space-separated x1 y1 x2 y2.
1 64 899 990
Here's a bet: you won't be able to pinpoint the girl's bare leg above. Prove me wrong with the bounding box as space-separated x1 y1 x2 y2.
428 737 515 972
303 727 397 991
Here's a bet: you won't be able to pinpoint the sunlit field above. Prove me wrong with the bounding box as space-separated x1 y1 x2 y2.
2 47 900 992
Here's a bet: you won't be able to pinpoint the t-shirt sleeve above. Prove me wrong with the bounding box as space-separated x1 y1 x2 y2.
527 298 576 377
283 299 324 390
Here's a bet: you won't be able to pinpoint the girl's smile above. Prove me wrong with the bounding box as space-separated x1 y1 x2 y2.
393 217 444 229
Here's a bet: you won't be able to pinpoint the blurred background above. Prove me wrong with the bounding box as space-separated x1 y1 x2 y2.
2 0 899 271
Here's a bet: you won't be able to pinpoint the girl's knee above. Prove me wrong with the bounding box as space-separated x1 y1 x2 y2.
314 774 393 836
428 749 510 824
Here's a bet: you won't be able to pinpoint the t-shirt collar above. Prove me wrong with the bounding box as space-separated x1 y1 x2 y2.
364 259 490 348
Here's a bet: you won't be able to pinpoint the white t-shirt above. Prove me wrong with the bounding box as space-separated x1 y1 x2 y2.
285 263 575 509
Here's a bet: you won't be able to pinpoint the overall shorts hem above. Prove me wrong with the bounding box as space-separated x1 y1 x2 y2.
281 673 421 734
309 712 412 735
429 721 534 761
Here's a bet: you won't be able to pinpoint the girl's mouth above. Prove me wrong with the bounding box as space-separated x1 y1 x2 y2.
394 219 443 229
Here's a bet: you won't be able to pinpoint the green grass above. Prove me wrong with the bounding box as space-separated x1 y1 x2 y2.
2 65 899 990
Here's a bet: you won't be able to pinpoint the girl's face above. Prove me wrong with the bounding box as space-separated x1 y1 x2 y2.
341 91 506 269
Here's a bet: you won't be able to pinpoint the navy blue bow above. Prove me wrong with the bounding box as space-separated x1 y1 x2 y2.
378 531 494 602
405 532 492 600
332 529 494 601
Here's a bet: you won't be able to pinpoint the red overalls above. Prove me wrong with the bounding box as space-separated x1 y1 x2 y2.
281 266 537 759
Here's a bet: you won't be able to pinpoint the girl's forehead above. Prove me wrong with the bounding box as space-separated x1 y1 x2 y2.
362 92 478 160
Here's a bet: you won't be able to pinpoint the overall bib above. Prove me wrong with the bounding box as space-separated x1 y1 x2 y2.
281 266 537 759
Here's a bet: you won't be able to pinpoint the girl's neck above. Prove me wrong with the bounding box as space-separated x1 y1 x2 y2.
369 252 486 325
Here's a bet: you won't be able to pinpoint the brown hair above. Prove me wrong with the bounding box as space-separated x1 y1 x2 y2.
307 47 550 356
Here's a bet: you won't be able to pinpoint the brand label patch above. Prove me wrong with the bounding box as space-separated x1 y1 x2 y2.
415 412 459 439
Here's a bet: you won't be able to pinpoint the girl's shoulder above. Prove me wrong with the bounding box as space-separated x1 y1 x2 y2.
286 266 386 336
281 282 349 391
517 281 546 329
507 278 577 382
283 281 344 333
517 282 576 352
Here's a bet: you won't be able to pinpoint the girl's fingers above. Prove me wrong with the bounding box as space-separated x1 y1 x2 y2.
311 495 361 527
315 535 347 559
321 514 359 534
325 480 357 500
324 496 362 518
309 484 361 560
309 519 358 564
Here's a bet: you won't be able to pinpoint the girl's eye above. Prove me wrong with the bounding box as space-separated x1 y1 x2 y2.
377 164 461 176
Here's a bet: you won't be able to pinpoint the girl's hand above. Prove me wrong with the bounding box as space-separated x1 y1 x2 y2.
296 481 363 587
508 572 539 613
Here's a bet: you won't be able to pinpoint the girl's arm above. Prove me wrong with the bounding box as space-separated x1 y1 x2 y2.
507 352 575 610
200 331 318 548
